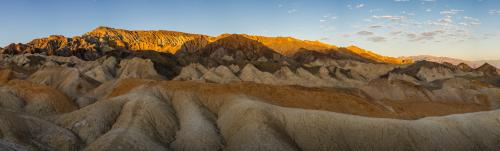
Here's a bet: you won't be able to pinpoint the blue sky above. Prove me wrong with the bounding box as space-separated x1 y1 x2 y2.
1 0 499 60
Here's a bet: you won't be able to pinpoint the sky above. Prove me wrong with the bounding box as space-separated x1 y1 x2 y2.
0 0 499 60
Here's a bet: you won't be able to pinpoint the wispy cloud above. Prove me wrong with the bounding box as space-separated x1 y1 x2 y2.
420 0 436 4
406 33 417 39
369 8 383 13
440 9 464 15
460 16 481 26
482 33 498 39
407 30 445 41
372 15 405 21
317 0 486 45
361 6 479 44
369 25 384 29
425 9 466 27
355 3 365 8
347 3 365 9
318 14 338 33
322 14 338 20
391 31 403 35
437 16 453 24
489 9 500 15
367 36 387 42
421 30 445 37
357 31 374 36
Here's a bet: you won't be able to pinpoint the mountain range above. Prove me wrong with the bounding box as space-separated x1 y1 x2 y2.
1 27 499 151
400 55 500 68
5 27 495 69
0 26 409 64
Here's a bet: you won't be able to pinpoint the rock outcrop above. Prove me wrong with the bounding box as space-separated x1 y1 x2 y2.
239 64 280 84
28 66 99 100
83 56 117 83
476 63 498 76
388 60 483 82
173 63 208 81
117 58 164 80
457 63 473 72
202 66 240 84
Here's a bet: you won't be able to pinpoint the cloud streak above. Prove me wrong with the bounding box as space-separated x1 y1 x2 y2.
489 9 500 15
357 31 374 36
372 15 405 21
367 36 387 42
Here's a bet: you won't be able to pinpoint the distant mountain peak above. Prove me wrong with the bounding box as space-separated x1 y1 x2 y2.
476 63 498 76
457 63 473 71
401 55 500 69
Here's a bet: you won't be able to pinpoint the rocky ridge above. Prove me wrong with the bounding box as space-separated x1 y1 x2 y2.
400 55 500 68
1 27 408 64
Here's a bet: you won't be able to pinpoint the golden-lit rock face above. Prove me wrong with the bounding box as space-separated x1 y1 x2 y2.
28 35 97 55
216 34 336 55
85 26 212 54
346 46 412 64
84 27 338 56
2 26 410 64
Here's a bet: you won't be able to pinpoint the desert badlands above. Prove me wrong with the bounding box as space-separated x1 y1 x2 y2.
0 27 499 151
